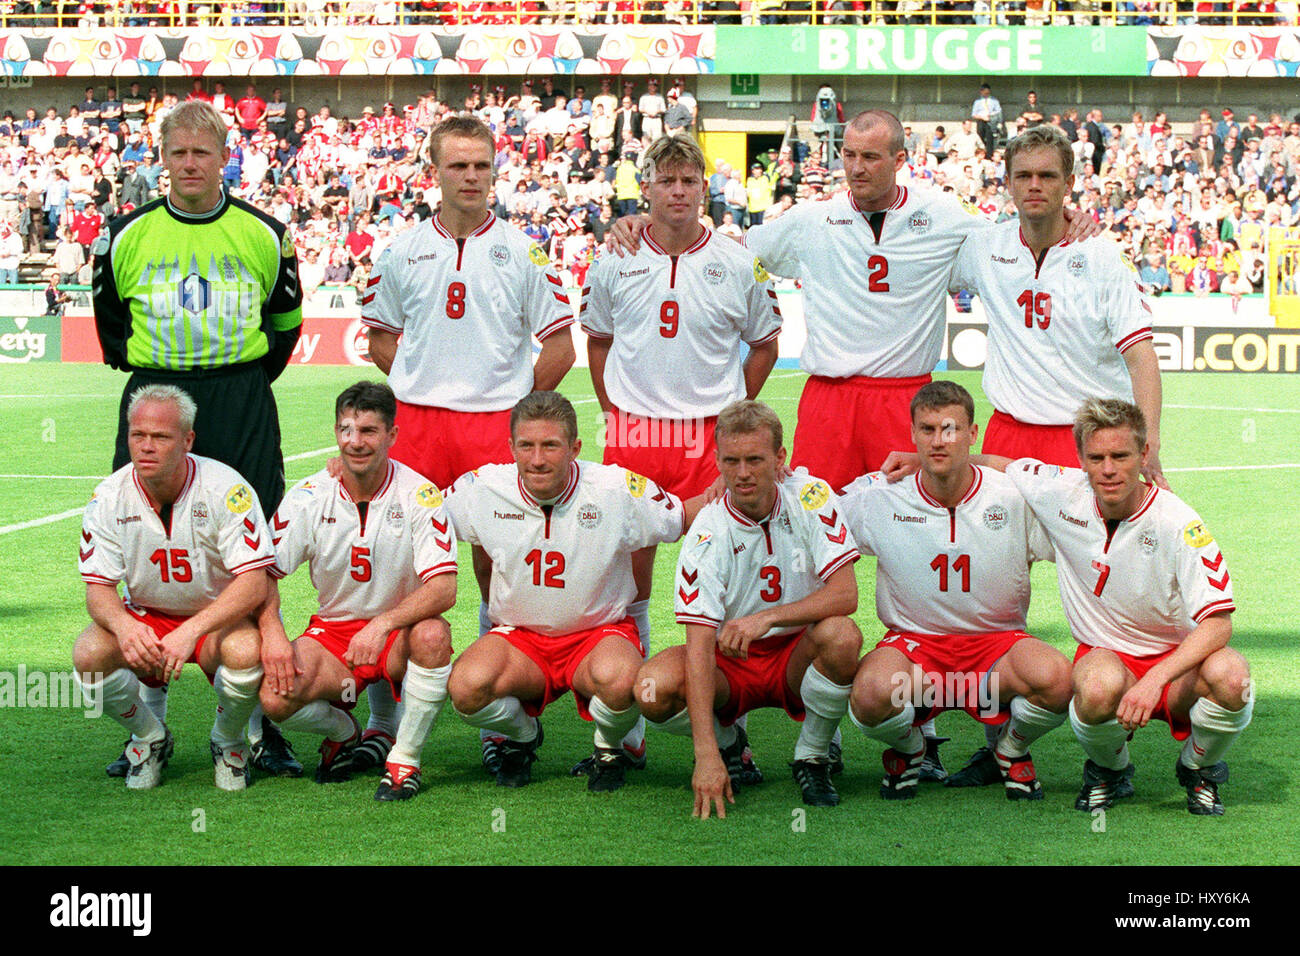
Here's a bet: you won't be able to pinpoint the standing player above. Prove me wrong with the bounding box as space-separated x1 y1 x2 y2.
948 125 1165 482
93 99 302 779
74 386 272 791
637 401 862 816
444 392 697 793
581 133 781 777
840 382 1071 801
940 125 1166 788
993 400 1250 815
360 114 576 773
258 383 458 800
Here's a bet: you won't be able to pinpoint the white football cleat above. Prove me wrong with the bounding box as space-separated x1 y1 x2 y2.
124 728 172 791
211 741 251 792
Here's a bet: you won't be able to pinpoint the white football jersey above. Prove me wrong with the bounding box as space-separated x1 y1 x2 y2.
444 461 683 636
675 476 859 639
361 212 574 411
80 455 275 615
840 467 1053 635
581 226 781 420
747 187 985 378
268 461 457 622
949 224 1152 425
1007 459 1235 656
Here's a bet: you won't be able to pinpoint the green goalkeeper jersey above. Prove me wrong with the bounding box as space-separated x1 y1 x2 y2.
93 192 302 371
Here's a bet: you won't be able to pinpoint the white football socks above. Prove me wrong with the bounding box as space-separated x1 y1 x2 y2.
211 665 263 749
1068 698 1131 771
1181 696 1254 769
589 695 641 751
365 681 402 737
997 696 1067 759
80 669 165 743
794 665 851 761
389 662 451 768
851 701 923 756
456 696 539 742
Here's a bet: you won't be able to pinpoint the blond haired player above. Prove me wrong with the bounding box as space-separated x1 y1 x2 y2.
444 392 703 793
258 383 457 800
638 401 861 817
361 114 576 773
986 400 1250 815
75 385 273 791
582 133 781 778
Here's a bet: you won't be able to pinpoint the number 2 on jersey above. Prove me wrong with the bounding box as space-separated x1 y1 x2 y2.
446 281 467 319
868 255 890 292
1016 290 1052 329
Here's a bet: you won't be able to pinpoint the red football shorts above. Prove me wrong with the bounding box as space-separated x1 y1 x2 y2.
492 617 640 721
982 410 1079 468
876 629 1036 725
390 401 513 489
1073 643 1191 740
602 406 719 500
125 604 214 688
791 374 931 492
714 629 807 727
300 615 404 704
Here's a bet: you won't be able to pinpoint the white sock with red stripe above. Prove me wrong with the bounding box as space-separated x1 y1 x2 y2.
365 681 402 737
211 665 263 749
590 696 640 750
456 696 539 743
1068 699 1130 771
389 662 451 768
280 699 357 742
919 717 937 738
997 696 1067 759
1181 696 1253 769
79 669 165 743
850 702 923 756
794 665 851 761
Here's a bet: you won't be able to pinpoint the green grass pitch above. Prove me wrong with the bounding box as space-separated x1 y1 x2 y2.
0 363 1295 865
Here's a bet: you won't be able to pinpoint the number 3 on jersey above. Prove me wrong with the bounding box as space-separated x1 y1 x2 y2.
446 281 467 319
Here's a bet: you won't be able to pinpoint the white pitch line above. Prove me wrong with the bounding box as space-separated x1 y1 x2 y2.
0 393 117 399
0 508 85 535
285 445 336 463
1165 463 1300 473
1167 403 1300 414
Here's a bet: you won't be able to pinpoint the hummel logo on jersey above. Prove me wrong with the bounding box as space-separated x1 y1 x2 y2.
406 253 437 265
892 514 925 524
991 255 1019 264
733 543 746 555
493 510 525 521
617 267 650 279
320 516 336 524
825 216 853 225
116 515 141 525
1059 510 1088 528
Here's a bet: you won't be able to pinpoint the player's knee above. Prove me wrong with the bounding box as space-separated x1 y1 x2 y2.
815 617 863 674
258 687 297 723
408 617 452 668
1202 649 1251 709
1033 652 1073 710
851 665 904 725
447 662 493 714
220 626 262 671
1071 674 1123 721
73 627 112 676
587 656 636 707
634 662 674 721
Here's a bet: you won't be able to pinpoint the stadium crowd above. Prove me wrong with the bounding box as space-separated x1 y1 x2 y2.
0 75 1290 303
0 1 1295 27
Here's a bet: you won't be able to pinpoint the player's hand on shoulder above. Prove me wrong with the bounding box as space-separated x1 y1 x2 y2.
604 214 648 257
1144 442 1169 490
692 753 734 820
1061 207 1103 243
879 451 921 482
325 456 343 481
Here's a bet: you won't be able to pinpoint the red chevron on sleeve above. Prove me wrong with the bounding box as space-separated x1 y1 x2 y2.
243 518 257 533
82 530 92 543
435 536 451 552
1207 569 1230 591
825 526 847 545
432 517 448 535
818 509 838 527
272 514 289 531
681 567 698 584
1201 552 1224 572
678 586 699 605
80 547 94 562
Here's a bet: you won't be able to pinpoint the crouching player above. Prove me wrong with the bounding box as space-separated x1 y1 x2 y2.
258 382 457 799
841 382 1071 801
995 399 1250 815
638 400 862 817
444 391 696 792
75 385 272 791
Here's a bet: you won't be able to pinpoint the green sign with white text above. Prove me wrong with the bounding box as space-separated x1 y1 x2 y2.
715 25 1148 75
